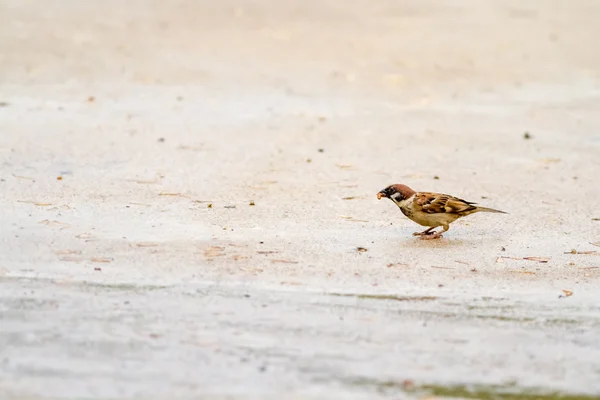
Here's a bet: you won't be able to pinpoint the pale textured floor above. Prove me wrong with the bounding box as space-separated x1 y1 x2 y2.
1 1 600 399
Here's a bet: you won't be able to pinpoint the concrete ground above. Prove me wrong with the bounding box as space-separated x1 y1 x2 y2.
1 1 600 399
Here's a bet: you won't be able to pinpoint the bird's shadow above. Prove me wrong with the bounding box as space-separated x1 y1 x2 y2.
396 230 502 248
399 237 472 248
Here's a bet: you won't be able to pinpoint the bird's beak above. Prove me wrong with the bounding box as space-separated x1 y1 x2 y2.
377 192 386 200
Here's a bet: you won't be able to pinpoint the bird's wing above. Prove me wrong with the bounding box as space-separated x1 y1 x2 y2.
414 192 477 214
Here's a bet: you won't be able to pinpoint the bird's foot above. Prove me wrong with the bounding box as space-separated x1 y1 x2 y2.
419 232 443 240
413 228 435 237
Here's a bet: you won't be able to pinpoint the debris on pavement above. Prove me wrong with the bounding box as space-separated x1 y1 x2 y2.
497 256 550 263
565 249 599 255
340 215 369 223
559 289 574 299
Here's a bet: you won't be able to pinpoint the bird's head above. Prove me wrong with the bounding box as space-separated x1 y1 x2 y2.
377 184 416 203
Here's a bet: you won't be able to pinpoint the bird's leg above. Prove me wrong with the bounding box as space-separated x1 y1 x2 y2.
419 225 450 240
413 227 435 236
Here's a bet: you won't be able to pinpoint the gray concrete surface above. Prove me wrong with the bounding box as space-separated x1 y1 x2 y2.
1 1 600 399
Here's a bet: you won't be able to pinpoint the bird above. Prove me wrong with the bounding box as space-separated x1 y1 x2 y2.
377 183 506 239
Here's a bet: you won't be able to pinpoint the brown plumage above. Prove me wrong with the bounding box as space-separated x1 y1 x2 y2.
377 183 506 239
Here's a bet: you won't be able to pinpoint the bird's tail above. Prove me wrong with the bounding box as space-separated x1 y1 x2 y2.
476 206 507 214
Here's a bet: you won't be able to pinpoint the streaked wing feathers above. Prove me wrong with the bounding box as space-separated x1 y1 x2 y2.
414 192 477 214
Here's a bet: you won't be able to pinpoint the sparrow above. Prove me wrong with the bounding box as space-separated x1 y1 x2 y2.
377 184 506 239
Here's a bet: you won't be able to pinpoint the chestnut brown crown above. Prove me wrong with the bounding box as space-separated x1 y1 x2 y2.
377 184 416 201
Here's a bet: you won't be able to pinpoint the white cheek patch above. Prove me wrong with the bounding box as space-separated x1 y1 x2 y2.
393 194 403 202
